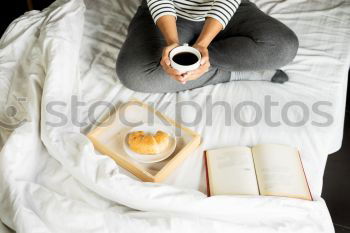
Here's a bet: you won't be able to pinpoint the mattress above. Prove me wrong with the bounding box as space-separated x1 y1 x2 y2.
0 0 349 232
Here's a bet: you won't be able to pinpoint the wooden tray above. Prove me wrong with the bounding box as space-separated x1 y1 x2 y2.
87 100 201 182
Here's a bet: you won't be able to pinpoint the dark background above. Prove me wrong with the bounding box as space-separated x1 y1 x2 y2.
1 1 349 232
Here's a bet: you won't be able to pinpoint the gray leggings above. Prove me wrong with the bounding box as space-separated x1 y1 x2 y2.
116 0 299 93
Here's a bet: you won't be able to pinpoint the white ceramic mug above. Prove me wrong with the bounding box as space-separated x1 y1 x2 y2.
169 44 201 73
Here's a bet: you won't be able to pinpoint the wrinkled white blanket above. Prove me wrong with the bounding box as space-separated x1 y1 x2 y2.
1 0 350 232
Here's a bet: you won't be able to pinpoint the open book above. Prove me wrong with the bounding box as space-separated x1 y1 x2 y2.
204 144 312 201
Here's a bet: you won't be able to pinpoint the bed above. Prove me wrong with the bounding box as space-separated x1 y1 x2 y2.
0 0 349 232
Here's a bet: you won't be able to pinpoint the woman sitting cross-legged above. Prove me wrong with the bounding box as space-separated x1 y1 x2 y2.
116 0 299 93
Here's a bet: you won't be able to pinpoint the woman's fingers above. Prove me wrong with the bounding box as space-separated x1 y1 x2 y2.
161 61 185 84
161 43 178 64
161 53 171 67
177 75 187 84
167 67 182 76
170 74 185 82
195 61 210 74
161 43 189 82
161 59 181 75
164 57 171 66
182 61 210 81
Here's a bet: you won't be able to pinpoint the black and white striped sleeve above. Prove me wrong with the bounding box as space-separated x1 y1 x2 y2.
207 0 241 29
147 0 177 24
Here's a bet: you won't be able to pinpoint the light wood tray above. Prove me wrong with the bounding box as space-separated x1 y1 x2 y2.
87 100 201 182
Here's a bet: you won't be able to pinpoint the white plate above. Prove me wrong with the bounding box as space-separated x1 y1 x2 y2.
123 124 177 163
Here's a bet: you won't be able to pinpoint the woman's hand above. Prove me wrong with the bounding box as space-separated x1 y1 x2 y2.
181 44 210 84
160 43 187 84
156 16 188 84
179 17 222 84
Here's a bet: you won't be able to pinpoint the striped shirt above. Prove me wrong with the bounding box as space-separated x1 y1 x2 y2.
146 0 241 29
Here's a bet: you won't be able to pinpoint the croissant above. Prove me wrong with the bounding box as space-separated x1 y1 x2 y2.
127 130 170 154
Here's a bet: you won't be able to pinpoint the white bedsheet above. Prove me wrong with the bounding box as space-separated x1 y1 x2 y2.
1 0 349 232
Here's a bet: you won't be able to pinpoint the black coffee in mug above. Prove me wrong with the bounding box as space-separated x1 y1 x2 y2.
172 52 199 66
170 44 201 72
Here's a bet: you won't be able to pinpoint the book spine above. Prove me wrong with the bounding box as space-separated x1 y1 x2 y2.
298 151 313 201
204 151 211 197
251 150 261 196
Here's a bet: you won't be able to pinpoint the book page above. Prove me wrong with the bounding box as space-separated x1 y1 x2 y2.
252 144 312 200
206 147 259 196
